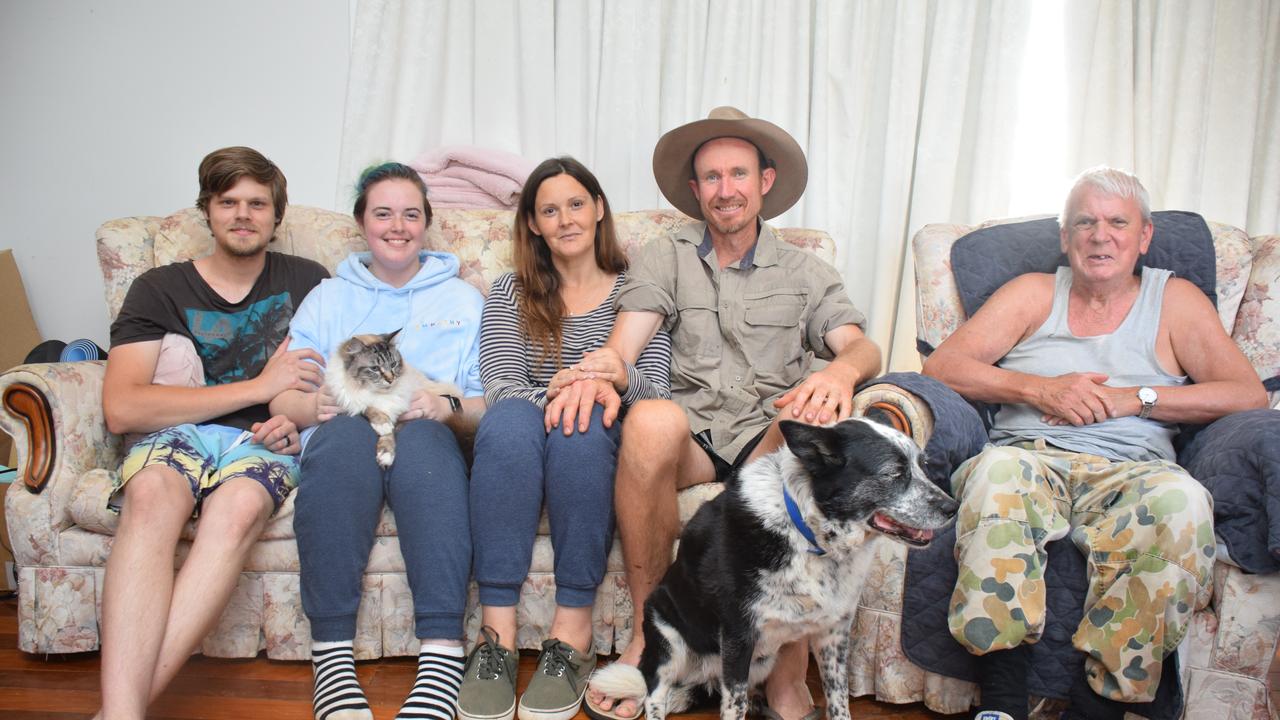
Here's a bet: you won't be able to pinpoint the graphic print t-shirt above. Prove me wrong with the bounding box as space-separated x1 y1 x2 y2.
110 252 329 430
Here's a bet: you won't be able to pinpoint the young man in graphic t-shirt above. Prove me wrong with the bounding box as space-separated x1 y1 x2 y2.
97 146 328 719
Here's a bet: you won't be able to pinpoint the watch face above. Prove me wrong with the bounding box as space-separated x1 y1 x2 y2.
1138 387 1157 404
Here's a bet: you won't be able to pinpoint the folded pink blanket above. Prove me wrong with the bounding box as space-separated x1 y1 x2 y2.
411 145 536 182
409 145 537 210
427 185 509 209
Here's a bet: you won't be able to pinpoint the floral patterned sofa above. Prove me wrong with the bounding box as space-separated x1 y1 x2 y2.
4 205 1274 717
841 217 1280 719
0 205 839 662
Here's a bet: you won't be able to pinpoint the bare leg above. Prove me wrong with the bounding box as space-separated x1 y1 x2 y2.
588 399 714 719
755 416 817 719
550 605 594 655
478 605 518 651
145 476 273 702
99 466 195 720
764 639 815 719
615 400 714 662
743 414 786 464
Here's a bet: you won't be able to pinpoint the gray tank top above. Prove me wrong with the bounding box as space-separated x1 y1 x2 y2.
989 266 1188 462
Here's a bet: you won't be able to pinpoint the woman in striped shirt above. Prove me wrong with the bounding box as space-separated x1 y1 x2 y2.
459 157 672 720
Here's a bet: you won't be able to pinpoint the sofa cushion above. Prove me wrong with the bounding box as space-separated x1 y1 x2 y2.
950 211 1220 319
152 207 366 273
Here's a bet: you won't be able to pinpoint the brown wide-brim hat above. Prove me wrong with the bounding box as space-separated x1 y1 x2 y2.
652 106 807 221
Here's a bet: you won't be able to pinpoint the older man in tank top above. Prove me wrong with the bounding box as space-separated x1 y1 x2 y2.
923 167 1267 720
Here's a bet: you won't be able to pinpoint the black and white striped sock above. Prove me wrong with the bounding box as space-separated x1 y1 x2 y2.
311 640 372 720
395 642 465 719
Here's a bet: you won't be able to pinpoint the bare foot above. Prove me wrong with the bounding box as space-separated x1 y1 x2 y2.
586 639 645 718
763 678 816 720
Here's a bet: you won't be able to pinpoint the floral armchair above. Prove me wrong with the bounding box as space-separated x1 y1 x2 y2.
839 216 1280 719
0 204 839 662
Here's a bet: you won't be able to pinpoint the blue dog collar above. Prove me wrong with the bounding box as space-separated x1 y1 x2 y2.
783 485 826 556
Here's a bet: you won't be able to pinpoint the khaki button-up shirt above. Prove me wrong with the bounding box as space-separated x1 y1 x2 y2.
615 221 866 461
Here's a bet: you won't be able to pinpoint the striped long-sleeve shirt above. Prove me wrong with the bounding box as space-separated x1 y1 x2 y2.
479 271 672 408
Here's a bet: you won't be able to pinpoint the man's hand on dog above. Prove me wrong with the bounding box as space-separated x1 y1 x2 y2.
545 377 620 435
774 362 860 424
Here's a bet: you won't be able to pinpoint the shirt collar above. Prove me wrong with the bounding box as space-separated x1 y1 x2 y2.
691 220 779 269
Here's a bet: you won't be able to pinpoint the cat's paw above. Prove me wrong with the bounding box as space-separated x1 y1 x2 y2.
376 436 396 468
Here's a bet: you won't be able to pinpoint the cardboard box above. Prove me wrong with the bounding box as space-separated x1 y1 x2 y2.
0 249 44 463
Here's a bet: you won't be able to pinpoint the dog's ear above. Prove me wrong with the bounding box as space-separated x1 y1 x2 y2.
780 420 845 472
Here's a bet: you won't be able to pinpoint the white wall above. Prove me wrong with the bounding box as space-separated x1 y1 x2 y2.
0 1 350 349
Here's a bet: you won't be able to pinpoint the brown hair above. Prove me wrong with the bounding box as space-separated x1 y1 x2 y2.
514 157 627 364
196 146 288 226
353 162 432 227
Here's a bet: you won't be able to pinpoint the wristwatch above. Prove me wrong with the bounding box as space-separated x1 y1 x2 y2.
443 394 462 414
1137 386 1157 419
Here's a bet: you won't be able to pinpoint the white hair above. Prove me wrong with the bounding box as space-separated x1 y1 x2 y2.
1059 165 1152 229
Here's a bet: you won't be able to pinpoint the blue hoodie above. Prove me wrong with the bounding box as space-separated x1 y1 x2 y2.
289 250 484 397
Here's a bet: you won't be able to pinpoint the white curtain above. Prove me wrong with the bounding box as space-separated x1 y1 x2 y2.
1063 0 1280 235
338 0 1278 373
339 0 1032 371
806 2 1032 370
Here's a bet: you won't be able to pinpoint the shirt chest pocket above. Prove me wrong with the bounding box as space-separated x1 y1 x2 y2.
741 288 807 365
672 295 722 358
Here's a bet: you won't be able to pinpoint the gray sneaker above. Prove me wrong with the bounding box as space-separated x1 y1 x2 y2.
517 637 597 720
457 626 518 720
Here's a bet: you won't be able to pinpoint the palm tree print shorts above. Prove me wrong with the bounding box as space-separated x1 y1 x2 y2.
112 423 300 516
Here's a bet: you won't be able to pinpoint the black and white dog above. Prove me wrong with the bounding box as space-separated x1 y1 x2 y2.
590 417 958 720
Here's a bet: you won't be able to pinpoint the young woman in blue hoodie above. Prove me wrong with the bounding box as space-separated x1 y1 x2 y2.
272 163 484 720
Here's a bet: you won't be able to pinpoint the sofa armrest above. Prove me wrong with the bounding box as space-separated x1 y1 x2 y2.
853 382 936 448
0 361 123 497
1236 233 1280 407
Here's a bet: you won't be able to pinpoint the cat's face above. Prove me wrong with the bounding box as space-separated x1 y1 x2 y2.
339 331 404 389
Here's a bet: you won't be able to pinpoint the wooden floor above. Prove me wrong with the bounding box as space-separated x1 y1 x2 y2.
0 591 1274 719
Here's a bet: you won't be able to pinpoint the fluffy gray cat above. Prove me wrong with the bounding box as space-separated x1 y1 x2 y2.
324 330 463 468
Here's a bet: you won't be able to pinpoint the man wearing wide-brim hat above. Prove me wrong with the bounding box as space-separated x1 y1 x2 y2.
560 106 882 720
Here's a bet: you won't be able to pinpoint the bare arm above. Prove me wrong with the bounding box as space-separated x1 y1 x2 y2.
923 275 1051 404
443 395 486 435
104 337 324 435
270 386 325 429
1098 280 1267 423
555 309 665 402
602 310 664 363
774 323 882 424
923 273 1124 426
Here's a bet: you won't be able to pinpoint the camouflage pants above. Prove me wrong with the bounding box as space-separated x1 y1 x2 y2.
947 440 1215 703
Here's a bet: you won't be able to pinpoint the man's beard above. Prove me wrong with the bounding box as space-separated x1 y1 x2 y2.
222 235 270 257
707 215 753 237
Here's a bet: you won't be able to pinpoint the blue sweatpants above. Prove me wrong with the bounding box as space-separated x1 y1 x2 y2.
470 398 620 608
295 415 471 641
